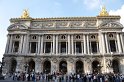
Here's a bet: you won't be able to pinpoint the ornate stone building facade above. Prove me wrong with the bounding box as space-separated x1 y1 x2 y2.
3 8 124 74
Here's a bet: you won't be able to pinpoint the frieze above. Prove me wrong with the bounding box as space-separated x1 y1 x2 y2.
31 21 97 28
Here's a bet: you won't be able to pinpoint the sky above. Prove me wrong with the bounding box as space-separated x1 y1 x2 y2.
0 0 124 61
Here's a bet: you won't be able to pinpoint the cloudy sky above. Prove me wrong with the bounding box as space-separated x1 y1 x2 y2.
0 0 124 61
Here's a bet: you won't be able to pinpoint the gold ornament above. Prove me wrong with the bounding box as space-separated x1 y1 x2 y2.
21 9 30 18
99 6 109 16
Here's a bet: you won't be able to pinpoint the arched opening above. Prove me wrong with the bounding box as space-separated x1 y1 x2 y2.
92 60 101 74
28 60 35 73
112 60 120 73
43 60 51 74
59 61 67 74
10 59 17 74
76 60 84 74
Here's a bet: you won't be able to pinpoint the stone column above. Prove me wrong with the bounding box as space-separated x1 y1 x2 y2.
40 35 44 54
56 35 58 54
86 35 90 54
5 35 10 53
19 35 24 54
35 58 41 73
117 33 122 53
67 59 75 74
105 33 109 53
120 34 124 52
16 58 24 72
51 58 58 73
83 34 87 54
8 35 13 53
66 41 68 55
68 34 71 54
53 35 56 54
71 35 74 55
84 59 92 74
120 59 124 74
37 35 41 54
101 33 106 54
81 41 84 54
25 34 29 54
22 35 27 54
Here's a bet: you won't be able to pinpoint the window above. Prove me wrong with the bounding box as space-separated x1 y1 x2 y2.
15 35 20 39
61 42 66 53
75 42 82 53
61 35 66 39
76 35 80 39
109 34 113 38
13 41 19 52
32 35 37 39
91 35 95 39
31 42 37 53
47 35 51 39
109 40 116 52
45 42 51 53
91 41 97 53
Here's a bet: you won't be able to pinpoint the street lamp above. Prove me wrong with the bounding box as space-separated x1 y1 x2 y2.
24 62 29 73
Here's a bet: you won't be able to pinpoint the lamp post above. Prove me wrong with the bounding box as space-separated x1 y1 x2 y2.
24 62 29 74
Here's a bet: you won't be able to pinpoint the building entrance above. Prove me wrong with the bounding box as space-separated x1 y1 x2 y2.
92 60 100 74
28 60 35 73
76 60 84 74
59 61 67 74
10 59 17 73
112 60 120 73
43 60 51 74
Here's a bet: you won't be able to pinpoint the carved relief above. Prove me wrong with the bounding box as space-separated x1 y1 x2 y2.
43 22 55 27
32 22 42 28
56 22 69 27
100 22 123 28
8 24 27 30
70 21 83 27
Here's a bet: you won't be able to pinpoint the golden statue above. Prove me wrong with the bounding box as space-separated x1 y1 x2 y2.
99 6 109 16
21 9 30 18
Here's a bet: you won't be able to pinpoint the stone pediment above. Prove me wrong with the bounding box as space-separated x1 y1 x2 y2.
99 22 123 28
8 23 28 30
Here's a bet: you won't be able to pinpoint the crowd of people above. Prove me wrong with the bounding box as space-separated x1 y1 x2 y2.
6 72 124 82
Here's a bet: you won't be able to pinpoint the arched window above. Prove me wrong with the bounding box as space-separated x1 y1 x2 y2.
91 35 95 39
32 35 37 39
109 33 113 38
47 35 51 39
61 35 66 39
76 35 80 39
15 35 20 39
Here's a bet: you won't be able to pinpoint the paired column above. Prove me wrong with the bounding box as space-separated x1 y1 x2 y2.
117 33 122 53
83 34 87 54
68 34 71 54
22 35 27 54
71 35 74 55
5 35 10 53
120 34 124 52
101 33 106 54
86 35 90 54
40 35 44 54
8 35 13 53
105 33 109 53
37 35 41 54
53 35 56 54
19 35 24 54
56 35 58 54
